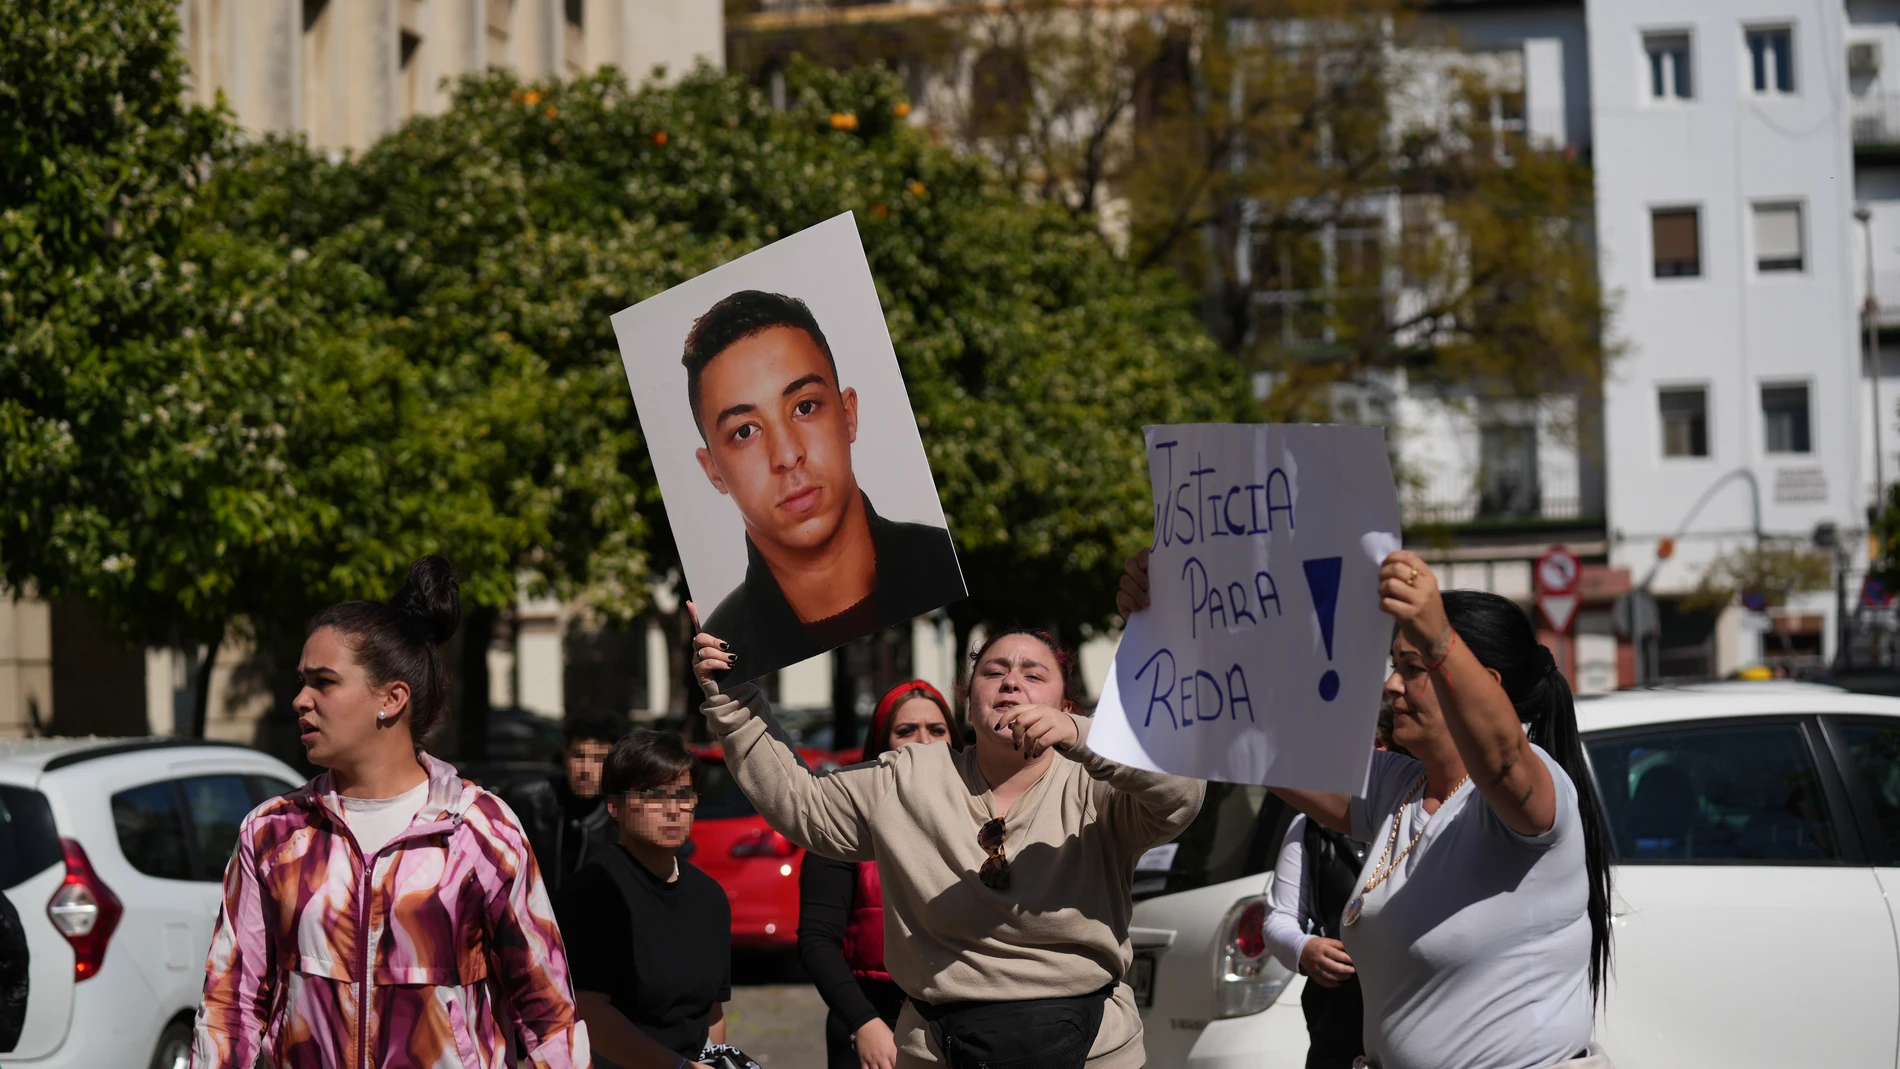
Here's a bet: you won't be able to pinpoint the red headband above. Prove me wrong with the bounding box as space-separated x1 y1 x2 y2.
867 680 958 759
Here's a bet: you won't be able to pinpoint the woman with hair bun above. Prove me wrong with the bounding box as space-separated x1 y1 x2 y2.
191 556 590 1069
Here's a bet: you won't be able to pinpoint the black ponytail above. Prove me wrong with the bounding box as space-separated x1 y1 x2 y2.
1441 590 1613 1004
310 555 462 747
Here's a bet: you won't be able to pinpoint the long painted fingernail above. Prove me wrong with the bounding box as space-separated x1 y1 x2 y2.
720 642 730 651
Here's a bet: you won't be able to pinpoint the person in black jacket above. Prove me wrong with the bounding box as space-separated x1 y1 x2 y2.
0 890 27 1053
501 707 627 898
797 680 963 1069
682 290 966 679
563 729 746 1069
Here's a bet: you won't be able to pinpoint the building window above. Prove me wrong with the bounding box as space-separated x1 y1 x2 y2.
1659 387 1709 457
1762 384 1812 454
1646 33 1693 101
301 0 333 139
1478 423 1541 520
1747 26 1795 94
486 0 512 64
564 0 584 76
1753 202 1804 273
1652 207 1701 278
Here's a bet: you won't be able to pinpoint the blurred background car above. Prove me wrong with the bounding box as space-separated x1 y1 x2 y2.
0 737 302 1069
687 743 837 953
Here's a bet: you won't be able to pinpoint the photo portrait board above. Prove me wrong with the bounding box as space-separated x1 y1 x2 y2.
612 212 965 683
1088 424 1403 794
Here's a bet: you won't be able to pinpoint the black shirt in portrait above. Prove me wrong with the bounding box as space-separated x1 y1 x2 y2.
561 845 732 1059
705 492 965 680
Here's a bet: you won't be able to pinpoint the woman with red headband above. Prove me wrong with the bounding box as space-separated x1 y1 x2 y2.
799 681 965 1069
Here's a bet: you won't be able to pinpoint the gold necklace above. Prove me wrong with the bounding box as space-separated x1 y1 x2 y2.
1342 772 1469 926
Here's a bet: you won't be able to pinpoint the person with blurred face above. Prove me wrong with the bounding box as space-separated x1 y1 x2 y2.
1260 707 1405 1069
503 708 629 898
563 730 754 1069
192 557 588 1069
689 603 1203 1069
684 290 964 677
799 682 965 1069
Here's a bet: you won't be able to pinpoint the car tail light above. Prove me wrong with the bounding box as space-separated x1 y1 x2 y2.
1212 894 1291 1019
729 829 798 859
47 839 122 982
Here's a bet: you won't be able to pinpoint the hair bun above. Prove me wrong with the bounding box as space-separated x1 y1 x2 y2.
390 555 461 646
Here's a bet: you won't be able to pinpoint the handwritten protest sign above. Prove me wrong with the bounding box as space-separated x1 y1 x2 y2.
1088 424 1402 793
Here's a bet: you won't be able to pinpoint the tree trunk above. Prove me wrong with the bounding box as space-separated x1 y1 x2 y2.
185 622 224 739
460 606 496 762
830 645 858 754
952 616 978 691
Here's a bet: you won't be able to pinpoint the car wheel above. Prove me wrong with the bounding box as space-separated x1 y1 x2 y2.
149 1018 192 1069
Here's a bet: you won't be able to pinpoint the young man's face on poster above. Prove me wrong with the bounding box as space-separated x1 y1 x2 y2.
692 325 862 556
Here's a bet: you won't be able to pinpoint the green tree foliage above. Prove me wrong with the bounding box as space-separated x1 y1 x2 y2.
3 0 1241 732
1682 542 1833 615
235 61 1242 649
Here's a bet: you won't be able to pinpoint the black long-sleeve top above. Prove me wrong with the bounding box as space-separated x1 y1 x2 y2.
797 853 882 1032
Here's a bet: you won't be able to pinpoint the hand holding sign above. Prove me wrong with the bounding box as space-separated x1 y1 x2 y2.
1089 424 1402 793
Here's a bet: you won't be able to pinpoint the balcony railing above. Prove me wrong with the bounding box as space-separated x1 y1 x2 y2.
1403 491 1585 527
1852 92 1900 147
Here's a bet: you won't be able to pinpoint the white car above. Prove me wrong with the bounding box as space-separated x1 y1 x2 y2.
1128 682 1900 1068
0 737 303 1069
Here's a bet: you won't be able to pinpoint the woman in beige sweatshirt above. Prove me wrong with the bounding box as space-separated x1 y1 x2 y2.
690 619 1204 1069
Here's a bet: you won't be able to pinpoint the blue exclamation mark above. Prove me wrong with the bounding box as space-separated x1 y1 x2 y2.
1303 557 1343 702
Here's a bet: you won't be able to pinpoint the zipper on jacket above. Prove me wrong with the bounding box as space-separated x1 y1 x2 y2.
316 774 467 1069
356 854 373 1069
351 812 466 1069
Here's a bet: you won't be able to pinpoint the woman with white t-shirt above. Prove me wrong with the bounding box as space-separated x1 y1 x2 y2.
1120 549 1613 1069
193 557 587 1069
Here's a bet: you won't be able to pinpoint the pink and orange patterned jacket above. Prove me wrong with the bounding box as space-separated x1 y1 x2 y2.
190 753 590 1069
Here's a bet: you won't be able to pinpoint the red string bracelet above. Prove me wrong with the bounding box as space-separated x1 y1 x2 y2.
1424 630 1460 693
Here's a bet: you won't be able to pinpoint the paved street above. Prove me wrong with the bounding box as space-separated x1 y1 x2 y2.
726 952 828 1066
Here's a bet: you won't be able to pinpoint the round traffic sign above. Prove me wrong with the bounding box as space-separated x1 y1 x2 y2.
1535 545 1581 595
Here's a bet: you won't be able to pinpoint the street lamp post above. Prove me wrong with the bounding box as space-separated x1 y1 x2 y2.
1858 204 1884 501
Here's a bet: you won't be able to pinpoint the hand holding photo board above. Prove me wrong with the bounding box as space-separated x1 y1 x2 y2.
611 213 966 683
1089 425 1402 793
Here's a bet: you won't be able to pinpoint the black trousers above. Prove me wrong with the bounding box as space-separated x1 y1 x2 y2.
824 978 908 1069
1299 972 1365 1069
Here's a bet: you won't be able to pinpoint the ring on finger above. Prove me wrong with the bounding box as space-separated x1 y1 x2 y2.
1406 566 1419 587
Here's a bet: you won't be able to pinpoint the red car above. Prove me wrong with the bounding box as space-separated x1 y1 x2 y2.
689 744 838 950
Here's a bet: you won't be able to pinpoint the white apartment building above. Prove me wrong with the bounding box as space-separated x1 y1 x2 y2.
1588 0 1872 677
1412 0 1883 682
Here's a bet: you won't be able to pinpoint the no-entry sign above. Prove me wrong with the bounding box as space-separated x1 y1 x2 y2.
1536 545 1581 634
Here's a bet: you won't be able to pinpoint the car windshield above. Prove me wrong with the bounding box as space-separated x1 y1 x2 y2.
696 757 757 820
1132 781 1292 899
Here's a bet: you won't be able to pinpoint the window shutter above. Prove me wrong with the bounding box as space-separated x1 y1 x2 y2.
1653 210 1699 261
1754 204 1802 267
